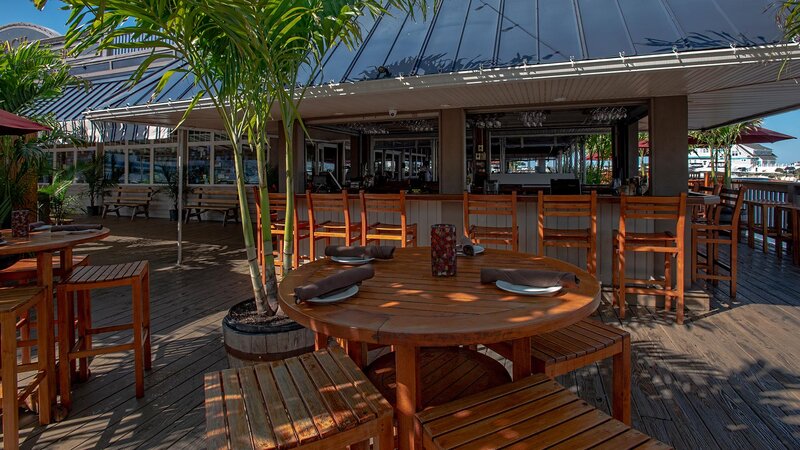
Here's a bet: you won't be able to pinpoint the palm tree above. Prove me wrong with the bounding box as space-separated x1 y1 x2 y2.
690 120 762 187
0 40 85 225
58 0 431 316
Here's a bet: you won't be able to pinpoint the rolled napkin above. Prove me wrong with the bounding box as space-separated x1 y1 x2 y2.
294 264 375 302
50 224 103 232
458 237 476 256
480 268 579 289
324 245 395 260
28 221 46 231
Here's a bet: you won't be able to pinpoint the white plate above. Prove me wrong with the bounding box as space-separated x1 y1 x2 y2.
457 244 485 256
0 240 7 246
495 280 563 296
33 225 52 232
331 256 375 265
306 285 359 304
50 229 98 235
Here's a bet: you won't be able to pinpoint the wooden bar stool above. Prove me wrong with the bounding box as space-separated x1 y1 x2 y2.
692 184 721 223
56 261 151 408
253 188 310 274
307 191 361 261
360 191 418 247
0 286 53 449
463 191 518 251
613 193 687 324
692 187 746 299
537 190 598 276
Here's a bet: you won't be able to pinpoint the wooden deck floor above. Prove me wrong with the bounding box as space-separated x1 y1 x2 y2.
8 217 800 449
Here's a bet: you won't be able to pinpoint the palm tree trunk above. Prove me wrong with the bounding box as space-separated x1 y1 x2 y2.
282 124 296 272
255 137 278 310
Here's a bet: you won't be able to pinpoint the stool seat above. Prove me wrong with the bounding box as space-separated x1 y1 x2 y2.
0 286 45 313
613 230 677 243
204 347 394 450
542 227 591 239
64 261 148 286
366 347 511 409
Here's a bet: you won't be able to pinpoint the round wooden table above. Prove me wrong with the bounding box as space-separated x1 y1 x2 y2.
0 227 110 421
279 247 601 450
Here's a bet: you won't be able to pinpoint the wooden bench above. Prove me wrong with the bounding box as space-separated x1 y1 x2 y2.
204 347 394 450
185 187 239 226
416 373 670 450
487 318 631 424
102 186 154 221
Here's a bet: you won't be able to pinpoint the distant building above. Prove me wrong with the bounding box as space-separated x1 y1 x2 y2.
689 144 780 173
0 22 60 46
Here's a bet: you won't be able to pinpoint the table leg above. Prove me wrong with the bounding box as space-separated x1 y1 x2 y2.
36 251 57 422
395 345 421 450
793 210 800 266
314 332 329 350
512 337 532 381
60 248 79 381
345 340 368 369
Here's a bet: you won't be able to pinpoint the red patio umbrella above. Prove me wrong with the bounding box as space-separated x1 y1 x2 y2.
638 126 795 148
0 109 50 136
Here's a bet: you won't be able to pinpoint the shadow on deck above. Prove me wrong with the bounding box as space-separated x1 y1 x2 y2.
12 217 800 449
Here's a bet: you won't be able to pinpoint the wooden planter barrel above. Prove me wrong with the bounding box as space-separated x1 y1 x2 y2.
222 318 315 368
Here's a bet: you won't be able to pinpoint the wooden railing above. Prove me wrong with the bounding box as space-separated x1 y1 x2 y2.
731 180 800 232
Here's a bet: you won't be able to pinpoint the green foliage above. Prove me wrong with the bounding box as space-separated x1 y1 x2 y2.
157 163 187 210
38 167 79 224
690 119 762 187
80 153 117 208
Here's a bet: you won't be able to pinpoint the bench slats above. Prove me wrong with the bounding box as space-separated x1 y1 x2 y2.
253 364 298 448
221 369 255 450
237 367 278 449
270 361 320 444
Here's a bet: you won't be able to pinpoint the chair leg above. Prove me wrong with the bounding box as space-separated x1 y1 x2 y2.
676 248 685 325
1 315 19 449
56 286 73 409
21 310 31 365
618 245 626 320
664 252 672 312
77 290 89 382
730 241 738 299
35 297 52 426
377 414 394 450
612 335 632 425
131 280 145 398
142 272 152 371
611 242 619 306
690 229 697 283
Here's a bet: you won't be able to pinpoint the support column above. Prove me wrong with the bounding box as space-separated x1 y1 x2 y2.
439 109 466 235
649 96 688 196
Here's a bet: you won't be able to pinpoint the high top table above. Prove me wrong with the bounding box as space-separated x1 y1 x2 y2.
279 247 601 450
0 227 110 420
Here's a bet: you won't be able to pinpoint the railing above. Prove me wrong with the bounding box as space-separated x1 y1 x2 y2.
731 179 799 234
110 34 165 55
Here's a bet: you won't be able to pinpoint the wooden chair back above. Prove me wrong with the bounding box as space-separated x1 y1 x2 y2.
695 184 722 220
619 193 687 242
306 191 352 229
360 191 407 225
537 191 597 274
463 191 518 236
712 186 747 230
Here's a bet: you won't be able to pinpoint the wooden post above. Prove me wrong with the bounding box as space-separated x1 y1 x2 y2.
511 337 532 381
395 345 421 450
36 251 56 421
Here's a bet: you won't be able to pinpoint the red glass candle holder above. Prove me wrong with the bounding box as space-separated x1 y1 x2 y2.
431 224 457 277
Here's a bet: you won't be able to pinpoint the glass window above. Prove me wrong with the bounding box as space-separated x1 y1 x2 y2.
75 150 95 183
188 145 211 184
213 144 235 184
577 0 634 59
348 6 409 81
153 147 177 184
618 0 682 54
188 130 211 142
539 0 582 62
417 0 470 75
127 147 151 184
497 0 538 67
243 144 259 184
55 151 75 172
454 0 501 71
104 149 125 183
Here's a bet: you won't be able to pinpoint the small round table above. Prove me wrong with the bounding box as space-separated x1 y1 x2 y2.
279 247 601 450
0 228 110 421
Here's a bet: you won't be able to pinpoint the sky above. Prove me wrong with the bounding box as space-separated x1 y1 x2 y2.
6 0 800 165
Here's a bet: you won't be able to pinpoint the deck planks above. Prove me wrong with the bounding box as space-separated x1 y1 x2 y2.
1 216 797 449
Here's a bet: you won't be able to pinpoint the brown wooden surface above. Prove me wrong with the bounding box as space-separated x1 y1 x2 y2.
279 247 601 347
204 347 393 450
365 347 511 408
10 217 800 450
416 373 669 450
0 228 110 256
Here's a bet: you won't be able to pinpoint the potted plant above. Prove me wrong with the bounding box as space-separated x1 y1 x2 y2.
80 153 116 216
38 168 79 225
62 0 429 366
158 164 185 221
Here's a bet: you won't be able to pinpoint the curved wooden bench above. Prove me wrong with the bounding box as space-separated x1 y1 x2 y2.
366 347 511 409
416 373 670 450
487 318 630 424
204 347 394 450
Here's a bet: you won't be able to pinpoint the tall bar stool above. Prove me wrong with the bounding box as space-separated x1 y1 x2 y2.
537 190 598 276
463 191 518 252
692 187 747 298
307 191 361 261
613 193 687 323
253 188 310 275
56 261 151 408
360 191 418 247
0 286 52 449
693 184 721 223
